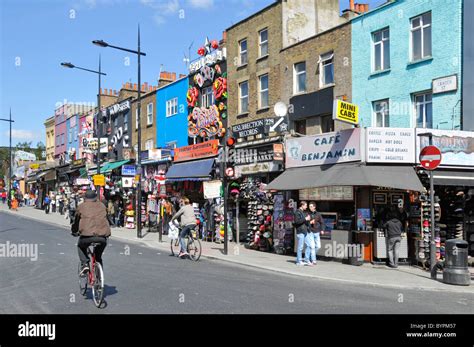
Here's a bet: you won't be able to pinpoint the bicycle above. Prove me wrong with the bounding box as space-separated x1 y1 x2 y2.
78 242 105 308
170 225 202 261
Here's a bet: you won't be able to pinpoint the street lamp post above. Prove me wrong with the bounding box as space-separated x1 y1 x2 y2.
93 25 147 238
61 58 107 195
0 109 14 208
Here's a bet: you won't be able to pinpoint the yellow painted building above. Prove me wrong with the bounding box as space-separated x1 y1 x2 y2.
44 116 55 162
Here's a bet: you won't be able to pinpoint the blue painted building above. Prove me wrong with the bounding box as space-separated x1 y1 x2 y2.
156 76 189 148
351 0 463 130
66 113 80 162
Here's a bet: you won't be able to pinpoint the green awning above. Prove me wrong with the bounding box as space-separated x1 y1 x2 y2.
79 168 88 178
101 160 130 173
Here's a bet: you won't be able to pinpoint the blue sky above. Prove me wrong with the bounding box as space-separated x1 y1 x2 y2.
0 0 386 147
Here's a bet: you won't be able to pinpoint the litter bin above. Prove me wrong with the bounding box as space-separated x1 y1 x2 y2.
443 239 470 286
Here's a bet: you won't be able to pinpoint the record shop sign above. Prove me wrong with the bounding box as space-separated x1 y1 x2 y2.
285 128 361 168
232 119 273 139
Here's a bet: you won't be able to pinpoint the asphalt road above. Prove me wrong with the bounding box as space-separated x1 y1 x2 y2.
0 212 473 314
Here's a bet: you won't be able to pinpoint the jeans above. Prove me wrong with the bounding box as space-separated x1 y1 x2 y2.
313 232 321 256
179 224 196 253
78 236 107 267
387 236 401 267
296 233 306 263
304 233 316 263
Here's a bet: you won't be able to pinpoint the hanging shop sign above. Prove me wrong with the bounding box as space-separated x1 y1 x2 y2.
108 100 130 116
235 162 282 177
100 138 108 153
299 186 354 201
148 149 162 161
121 165 137 176
285 128 361 168
432 74 457 94
122 177 134 188
93 174 106 187
14 150 36 162
203 180 222 199
174 140 219 162
332 100 359 126
122 148 133 160
366 127 415 163
188 105 225 139
415 129 474 167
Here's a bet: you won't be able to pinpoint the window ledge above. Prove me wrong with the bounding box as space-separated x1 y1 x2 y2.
146 124 153 128
237 112 249 118
256 55 269 63
257 107 270 113
370 69 391 77
292 91 307 97
237 63 248 70
407 56 433 66
319 83 335 90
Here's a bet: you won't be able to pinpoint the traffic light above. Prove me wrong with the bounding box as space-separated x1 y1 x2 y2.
225 136 236 178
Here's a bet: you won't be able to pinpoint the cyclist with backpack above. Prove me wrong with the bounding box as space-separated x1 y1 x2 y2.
170 197 196 258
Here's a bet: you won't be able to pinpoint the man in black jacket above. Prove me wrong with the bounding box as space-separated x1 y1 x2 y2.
294 201 311 266
383 208 403 268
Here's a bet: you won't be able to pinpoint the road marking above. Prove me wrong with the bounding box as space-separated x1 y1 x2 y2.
40 244 45 246
59 252 65 255
57 243 62 246
40 253 45 255
138 252 143 255
157 253 161 255
120 252 124 255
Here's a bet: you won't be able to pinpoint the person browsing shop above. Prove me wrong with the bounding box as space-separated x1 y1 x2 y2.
294 201 311 266
383 207 403 268
308 201 325 265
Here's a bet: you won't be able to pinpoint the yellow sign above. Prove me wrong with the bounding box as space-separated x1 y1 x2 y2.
93 174 106 186
333 100 359 125
29 164 40 170
134 175 140 182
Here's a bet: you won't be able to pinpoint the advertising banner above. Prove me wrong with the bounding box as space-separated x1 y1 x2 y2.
366 127 415 163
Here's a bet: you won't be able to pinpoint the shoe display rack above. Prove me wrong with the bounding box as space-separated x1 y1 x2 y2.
415 194 442 268
464 191 474 256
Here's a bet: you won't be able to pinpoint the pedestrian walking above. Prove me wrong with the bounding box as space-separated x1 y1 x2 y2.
68 194 77 224
51 194 56 213
44 195 51 214
24 192 29 207
294 201 312 266
59 195 65 215
384 207 403 268
107 199 116 226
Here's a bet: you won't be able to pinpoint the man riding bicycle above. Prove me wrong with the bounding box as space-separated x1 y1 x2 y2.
71 190 111 276
171 197 196 258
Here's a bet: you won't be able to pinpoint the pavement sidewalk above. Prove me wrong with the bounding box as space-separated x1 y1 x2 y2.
1 203 473 294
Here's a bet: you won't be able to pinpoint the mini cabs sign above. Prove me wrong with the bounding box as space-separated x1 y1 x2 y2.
93 174 106 187
332 99 359 126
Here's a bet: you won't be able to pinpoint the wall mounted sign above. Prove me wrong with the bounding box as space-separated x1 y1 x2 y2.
415 129 474 167
108 100 130 116
233 145 277 165
122 149 132 160
390 193 404 205
234 162 281 177
122 177 134 188
299 186 353 201
373 192 387 204
265 116 289 135
189 48 226 74
432 75 457 94
188 105 225 138
366 127 415 163
332 100 359 125
285 128 361 168
232 119 268 138
100 138 108 153
174 140 219 162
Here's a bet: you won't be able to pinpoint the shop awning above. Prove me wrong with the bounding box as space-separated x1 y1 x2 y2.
101 160 130 174
166 158 215 182
79 168 88 178
433 170 474 186
265 163 425 192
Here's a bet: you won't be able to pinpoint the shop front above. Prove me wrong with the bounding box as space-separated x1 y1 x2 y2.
266 128 426 263
165 140 221 241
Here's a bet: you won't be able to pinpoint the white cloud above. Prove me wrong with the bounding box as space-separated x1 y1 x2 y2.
187 0 214 9
7 130 37 140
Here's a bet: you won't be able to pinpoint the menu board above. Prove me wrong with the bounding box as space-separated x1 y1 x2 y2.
299 186 353 201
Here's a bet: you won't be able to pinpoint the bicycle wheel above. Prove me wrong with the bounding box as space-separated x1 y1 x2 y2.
170 238 180 256
92 262 105 308
78 262 87 296
187 238 202 262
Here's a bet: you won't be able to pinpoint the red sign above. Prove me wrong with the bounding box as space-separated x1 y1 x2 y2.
174 140 219 162
419 145 442 170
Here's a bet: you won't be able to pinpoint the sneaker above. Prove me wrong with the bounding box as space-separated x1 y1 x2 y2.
312 261 317 265
79 265 89 277
178 251 189 258
305 261 314 267
296 262 306 266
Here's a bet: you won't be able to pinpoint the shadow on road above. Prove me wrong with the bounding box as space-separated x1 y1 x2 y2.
0 228 17 233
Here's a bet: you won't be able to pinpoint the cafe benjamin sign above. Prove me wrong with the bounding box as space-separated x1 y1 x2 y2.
285 128 361 168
